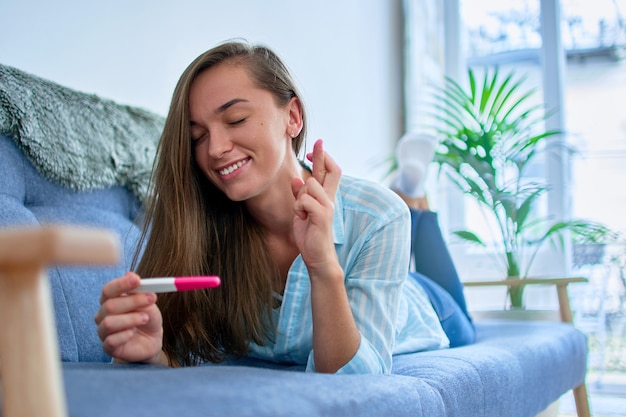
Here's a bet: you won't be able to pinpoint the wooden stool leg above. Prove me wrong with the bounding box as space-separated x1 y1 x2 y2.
0 226 119 417
0 266 67 417
573 383 591 417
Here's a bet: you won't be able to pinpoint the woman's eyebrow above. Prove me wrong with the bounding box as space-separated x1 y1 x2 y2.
215 98 249 114
189 98 250 127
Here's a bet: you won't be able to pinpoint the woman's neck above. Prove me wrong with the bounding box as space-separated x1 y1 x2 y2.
245 155 309 238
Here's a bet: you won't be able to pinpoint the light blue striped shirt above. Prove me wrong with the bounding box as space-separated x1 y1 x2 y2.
247 175 449 374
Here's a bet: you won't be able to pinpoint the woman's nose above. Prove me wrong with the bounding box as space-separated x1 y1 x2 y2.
207 129 233 158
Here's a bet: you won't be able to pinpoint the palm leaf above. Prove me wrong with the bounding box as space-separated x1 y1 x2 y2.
452 230 486 246
428 66 616 295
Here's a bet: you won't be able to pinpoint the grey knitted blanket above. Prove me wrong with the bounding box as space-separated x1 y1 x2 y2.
0 63 165 202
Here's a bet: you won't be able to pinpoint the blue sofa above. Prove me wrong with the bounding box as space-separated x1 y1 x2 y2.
0 63 589 416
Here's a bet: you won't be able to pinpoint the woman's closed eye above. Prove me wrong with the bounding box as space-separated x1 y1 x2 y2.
227 118 246 126
191 133 206 143
190 128 208 143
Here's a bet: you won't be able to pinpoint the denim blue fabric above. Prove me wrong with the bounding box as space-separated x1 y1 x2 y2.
409 209 476 347
409 271 476 347
410 208 472 321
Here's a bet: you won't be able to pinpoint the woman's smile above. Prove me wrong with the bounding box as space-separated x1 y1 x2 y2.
217 157 251 177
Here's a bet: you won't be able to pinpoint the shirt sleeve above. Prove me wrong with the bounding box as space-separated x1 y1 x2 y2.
325 194 412 375
305 333 387 374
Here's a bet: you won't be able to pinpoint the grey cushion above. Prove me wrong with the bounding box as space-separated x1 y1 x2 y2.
0 63 163 202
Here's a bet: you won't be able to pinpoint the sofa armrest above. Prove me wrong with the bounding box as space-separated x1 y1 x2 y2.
0 226 119 417
464 277 591 417
463 277 588 323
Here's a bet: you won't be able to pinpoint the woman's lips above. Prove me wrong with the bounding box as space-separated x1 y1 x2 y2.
217 158 250 176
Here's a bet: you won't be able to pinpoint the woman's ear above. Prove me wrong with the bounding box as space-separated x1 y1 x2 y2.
286 97 303 138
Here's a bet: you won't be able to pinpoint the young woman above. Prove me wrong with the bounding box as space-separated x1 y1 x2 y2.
95 40 471 374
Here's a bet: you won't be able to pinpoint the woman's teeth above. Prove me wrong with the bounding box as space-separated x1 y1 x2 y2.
219 159 248 175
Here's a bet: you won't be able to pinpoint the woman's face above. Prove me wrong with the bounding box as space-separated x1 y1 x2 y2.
188 62 300 202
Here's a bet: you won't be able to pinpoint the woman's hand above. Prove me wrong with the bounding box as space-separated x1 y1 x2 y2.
94 272 166 365
291 139 342 277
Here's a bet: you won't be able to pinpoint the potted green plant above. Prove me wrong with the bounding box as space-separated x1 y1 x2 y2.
427 67 614 308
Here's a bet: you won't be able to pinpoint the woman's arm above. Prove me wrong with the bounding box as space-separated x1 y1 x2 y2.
337 203 410 374
291 140 361 373
307 257 361 373
301 198 410 375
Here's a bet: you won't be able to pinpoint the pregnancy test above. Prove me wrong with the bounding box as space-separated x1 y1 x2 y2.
131 276 221 293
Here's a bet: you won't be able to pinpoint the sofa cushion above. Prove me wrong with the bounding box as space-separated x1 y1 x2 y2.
58 320 587 417
393 320 587 417
0 134 142 362
0 63 164 362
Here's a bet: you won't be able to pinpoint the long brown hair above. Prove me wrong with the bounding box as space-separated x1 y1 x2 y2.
133 41 307 366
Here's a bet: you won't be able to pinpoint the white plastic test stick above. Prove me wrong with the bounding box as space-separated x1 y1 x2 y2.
131 276 221 293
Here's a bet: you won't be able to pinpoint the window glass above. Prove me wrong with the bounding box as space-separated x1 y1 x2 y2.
458 0 626 245
462 0 541 58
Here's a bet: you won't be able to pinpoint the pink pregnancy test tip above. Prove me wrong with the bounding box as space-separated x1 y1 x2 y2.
174 276 221 291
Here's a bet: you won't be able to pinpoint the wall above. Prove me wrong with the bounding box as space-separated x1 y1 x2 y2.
0 0 404 181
